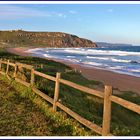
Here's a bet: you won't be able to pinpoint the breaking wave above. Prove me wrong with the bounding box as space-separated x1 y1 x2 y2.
25 47 140 77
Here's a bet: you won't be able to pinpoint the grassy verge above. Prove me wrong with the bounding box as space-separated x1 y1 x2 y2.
0 48 140 136
0 75 94 136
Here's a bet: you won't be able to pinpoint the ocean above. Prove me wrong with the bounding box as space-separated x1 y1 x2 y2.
26 46 140 77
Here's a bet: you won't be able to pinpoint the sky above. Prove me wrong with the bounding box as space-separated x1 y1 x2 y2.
0 4 140 45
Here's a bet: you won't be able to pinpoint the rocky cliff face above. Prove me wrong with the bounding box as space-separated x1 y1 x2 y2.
0 30 97 48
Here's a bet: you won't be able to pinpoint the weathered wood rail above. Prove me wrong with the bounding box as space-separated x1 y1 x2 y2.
0 59 140 136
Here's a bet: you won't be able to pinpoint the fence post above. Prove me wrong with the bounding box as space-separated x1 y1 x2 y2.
30 68 35 87
53 72 61 112
102 85 112 136
14 63 18 78
6 60 10 75
40 64 43 69
0 59 2 71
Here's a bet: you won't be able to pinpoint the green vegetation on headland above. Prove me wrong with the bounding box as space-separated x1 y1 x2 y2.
0 48 140 136
0 30 97 48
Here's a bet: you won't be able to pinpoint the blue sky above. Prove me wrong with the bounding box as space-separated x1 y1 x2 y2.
0 4 140 45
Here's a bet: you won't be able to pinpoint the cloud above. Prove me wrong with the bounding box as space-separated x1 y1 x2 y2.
53 12 67 18
69 10 77 14
0 5 66 20
107 9 113 13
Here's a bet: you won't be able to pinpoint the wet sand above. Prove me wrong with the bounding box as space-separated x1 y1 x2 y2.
6 47 140 95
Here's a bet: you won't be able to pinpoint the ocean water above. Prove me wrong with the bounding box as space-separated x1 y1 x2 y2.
26 46 140 77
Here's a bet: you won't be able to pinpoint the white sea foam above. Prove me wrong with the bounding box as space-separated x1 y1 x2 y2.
66 56 75 58
109 66 125 70
86 56 135 63
43 54 52 58
70 59 81 63
110 58 131 63
83 61 103 66
87 49 140 56
129 69 140 73
64 48 140 56
86 56 110 60
27 48 140 57
25 48 43 53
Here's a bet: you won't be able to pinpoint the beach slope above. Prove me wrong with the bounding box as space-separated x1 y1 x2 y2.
6 47 140 95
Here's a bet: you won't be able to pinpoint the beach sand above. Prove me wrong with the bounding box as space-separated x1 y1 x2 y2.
6 47 140 95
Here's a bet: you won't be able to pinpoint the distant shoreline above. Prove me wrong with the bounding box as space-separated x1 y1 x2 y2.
6 47 140 95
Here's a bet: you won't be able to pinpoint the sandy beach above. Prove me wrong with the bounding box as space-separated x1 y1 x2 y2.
6 47 140 95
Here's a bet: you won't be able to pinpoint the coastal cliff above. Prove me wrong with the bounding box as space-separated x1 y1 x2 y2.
0 30 97 48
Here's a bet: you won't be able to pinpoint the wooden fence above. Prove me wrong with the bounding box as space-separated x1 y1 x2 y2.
0 59 140 136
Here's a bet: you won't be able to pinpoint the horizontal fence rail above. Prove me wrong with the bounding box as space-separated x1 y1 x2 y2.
110 95 140 115
0 59 140 136
59 79 104 98
16 62 33 70
34 70 56 82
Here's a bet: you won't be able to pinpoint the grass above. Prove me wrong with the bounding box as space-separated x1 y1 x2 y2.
0 47 140 136
0 76 94 136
